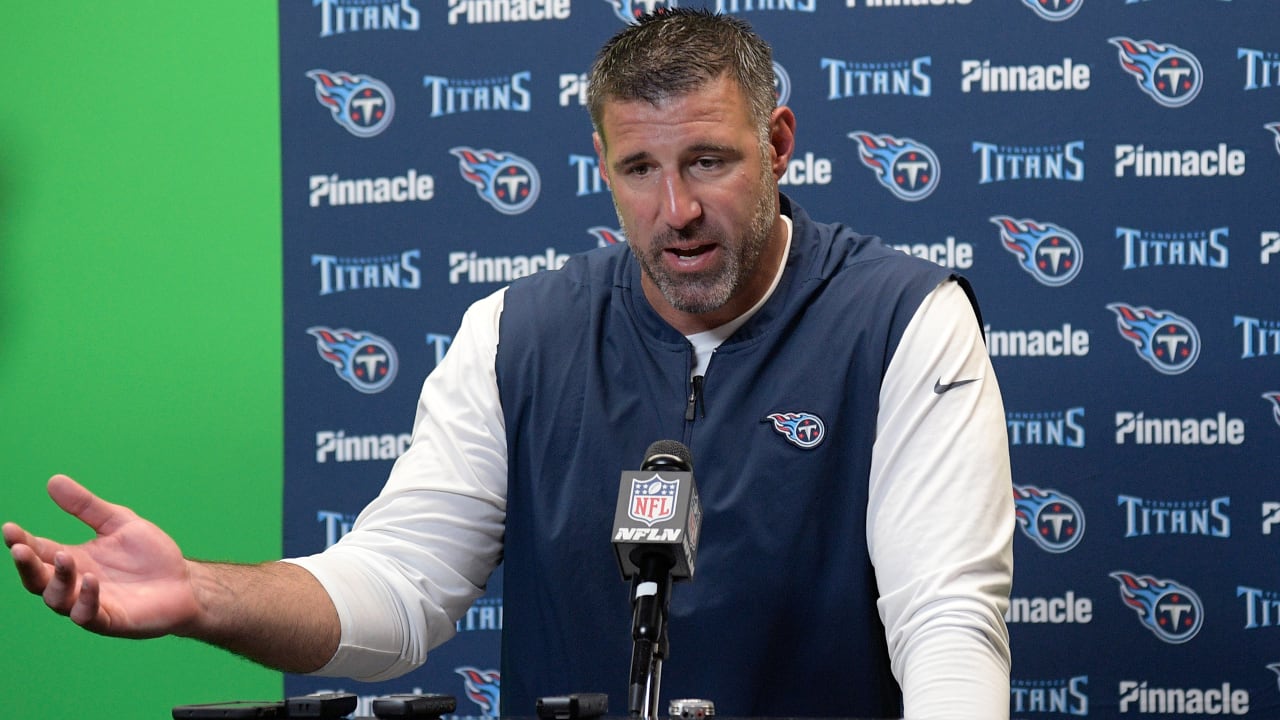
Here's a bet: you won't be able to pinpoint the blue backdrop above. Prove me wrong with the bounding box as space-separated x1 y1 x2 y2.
279 1 1280 717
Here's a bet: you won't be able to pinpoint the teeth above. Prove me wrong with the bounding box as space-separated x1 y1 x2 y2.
670 245 707 258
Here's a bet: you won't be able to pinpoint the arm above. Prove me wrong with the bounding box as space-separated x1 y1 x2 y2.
6 288 509 680
4 474 339 672
868 280 1014 718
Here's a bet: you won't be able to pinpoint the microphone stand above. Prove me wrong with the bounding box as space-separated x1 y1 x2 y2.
628 553 673 720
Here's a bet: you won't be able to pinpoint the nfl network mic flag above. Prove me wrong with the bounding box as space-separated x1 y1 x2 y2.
613 468 703 581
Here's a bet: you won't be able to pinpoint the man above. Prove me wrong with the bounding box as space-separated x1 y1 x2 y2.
4 10 1012 719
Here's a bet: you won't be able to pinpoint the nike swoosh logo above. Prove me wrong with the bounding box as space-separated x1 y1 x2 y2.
934 377 980 394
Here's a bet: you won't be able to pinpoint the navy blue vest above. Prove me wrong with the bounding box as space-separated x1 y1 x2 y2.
495 196 957 717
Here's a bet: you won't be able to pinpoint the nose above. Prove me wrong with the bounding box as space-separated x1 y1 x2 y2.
660 172 702 230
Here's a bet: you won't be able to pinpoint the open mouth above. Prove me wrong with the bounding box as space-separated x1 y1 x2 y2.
666 243 715 260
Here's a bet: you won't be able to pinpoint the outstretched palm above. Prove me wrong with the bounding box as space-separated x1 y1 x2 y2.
4 474 200 638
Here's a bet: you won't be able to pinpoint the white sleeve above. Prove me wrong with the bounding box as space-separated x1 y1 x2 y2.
284 288 509 682
868 280 1014 719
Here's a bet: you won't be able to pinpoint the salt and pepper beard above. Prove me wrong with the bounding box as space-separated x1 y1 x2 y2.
618 151 779 317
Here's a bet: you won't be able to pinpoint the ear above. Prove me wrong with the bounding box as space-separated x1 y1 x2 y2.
592 132 611 188
768 106 797 181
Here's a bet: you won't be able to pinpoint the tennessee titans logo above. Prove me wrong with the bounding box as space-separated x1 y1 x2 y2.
1110 571 1204 644
1013 485 1085 553
765 412 826 449
1021 0 1082 21
1267 123 1280 157
848 132 940 202
456 666 501 717
588 226 626 247
606 0 677 24
1109 37 1203 108
1263 392 1280 428
450 147 541 215
307 326 398 393
991 216 1083 287
773 61 791 107
1107 303 1201 375
1269 664 1280 693
629 475 679 526
306 69 395 137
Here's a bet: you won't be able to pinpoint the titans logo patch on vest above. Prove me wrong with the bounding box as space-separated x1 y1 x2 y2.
765 412 826 449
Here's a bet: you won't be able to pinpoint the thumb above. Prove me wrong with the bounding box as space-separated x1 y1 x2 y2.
46 475 131 535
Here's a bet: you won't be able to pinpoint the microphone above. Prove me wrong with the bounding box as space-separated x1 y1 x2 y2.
611 439 702 582
612 440 702 719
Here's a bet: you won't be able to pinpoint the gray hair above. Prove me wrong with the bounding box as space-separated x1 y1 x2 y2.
587 9 776 147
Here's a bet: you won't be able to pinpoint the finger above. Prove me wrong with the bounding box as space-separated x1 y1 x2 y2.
47 474 124 534
70 572 103 630
3 521 65 564
9 542 54 595
2 521 31 549
41 551 80 615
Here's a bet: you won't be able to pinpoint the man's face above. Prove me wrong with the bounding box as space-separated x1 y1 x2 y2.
593 75 788 333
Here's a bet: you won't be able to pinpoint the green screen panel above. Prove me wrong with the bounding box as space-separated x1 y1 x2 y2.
0 4 284 717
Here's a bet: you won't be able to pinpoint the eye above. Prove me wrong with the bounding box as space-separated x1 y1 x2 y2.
694 156 724 170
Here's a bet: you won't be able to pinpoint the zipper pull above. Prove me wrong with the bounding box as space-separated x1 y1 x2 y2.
685 375 705 421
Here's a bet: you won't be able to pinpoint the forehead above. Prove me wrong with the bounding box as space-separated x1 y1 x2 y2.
598 75 756 158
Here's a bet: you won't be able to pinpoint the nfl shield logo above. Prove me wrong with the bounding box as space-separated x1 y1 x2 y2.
628 474 679 527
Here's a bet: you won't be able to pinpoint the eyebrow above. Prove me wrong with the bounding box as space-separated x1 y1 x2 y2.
613 150 652 173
